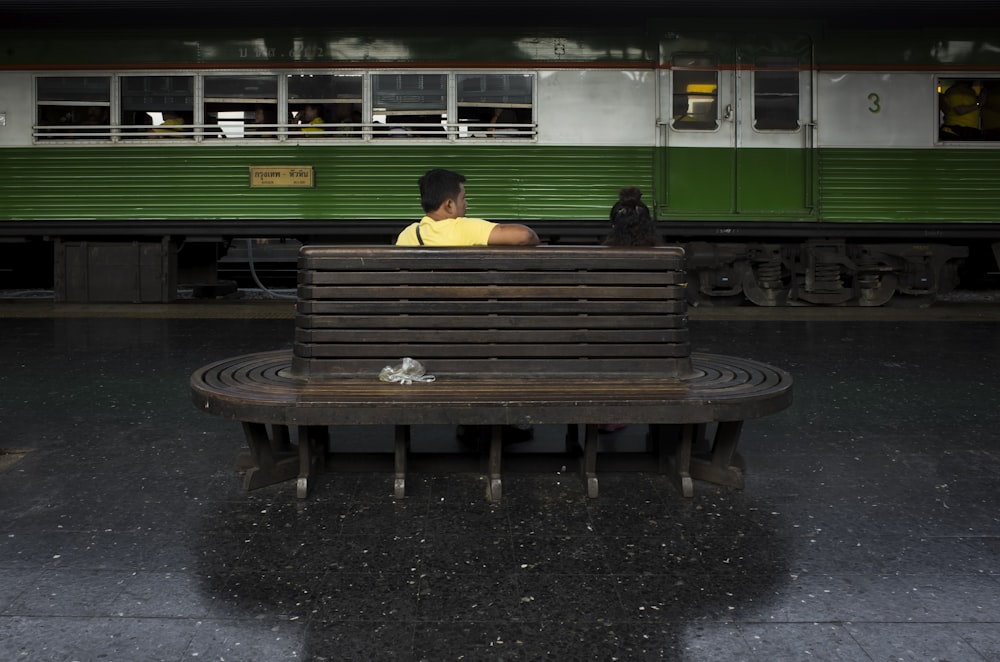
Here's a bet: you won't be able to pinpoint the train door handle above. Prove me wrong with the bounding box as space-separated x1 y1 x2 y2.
723 104 733 120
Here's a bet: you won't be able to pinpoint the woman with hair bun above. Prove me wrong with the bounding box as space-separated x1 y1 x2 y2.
603 186 663 247
599 187 663 434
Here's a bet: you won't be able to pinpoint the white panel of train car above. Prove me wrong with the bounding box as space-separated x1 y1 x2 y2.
817 72 933 148
536 70 654 146
0 73 32 147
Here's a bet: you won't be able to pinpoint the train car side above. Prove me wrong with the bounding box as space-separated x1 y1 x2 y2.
0 20 998 304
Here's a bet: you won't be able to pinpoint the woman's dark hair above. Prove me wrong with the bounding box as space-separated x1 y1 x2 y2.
603 186 663 247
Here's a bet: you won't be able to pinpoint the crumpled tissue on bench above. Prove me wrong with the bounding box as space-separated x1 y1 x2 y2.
378 357 436 385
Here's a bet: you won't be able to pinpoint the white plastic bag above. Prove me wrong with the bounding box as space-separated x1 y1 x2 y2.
378 357 436 385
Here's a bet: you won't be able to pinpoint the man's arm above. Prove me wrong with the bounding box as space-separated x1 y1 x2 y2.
487 223 540 246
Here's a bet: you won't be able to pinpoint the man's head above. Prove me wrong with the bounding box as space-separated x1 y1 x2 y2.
419 168 468 216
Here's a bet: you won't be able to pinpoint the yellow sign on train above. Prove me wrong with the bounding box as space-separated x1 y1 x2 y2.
249 166 314 187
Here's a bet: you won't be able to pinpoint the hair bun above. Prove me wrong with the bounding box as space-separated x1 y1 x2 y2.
618 186 643 206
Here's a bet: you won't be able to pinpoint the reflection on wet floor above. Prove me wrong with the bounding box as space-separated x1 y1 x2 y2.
1 314 999 660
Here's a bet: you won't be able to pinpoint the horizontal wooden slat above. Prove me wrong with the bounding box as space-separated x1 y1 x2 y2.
292 355 693 379
303 270 687 286
298 300 686 315
296 328 688 345
296 342 691 359
297 314 686 330
299 245 687 272
300 284 684 300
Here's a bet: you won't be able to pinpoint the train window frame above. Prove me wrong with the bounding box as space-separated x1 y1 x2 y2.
119 74 196 139
455 73 535 139
204 74 279 140
937 77 1000 143
287 73 363 138
752 56 800 132
31 69 538 145
671 54 720 131
371 72 449 138
34 75 112 141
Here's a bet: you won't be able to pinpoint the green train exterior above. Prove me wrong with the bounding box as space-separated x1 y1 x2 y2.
1 22 998 304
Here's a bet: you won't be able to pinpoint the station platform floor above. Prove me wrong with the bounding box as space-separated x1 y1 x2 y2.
1 299 999 661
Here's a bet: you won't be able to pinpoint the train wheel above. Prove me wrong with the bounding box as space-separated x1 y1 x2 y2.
858 274 897 307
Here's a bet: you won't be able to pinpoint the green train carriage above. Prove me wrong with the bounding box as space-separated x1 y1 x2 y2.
0 9 998 304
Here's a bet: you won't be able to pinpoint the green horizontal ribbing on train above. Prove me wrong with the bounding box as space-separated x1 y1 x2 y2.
818 148 1000 223
0 145 654 222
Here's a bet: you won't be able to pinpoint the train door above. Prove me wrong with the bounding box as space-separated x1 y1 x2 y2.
657 33 814 219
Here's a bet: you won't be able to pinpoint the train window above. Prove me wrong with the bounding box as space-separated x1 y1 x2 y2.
287 74 362 136
938 78 1000 141
35 76 111 140
204 75 278 139
456 73 534 138
753 57 799 131
672 55 718 130
373 73 447 137
120 75 194 139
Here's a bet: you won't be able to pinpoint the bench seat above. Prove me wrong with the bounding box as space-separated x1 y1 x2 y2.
190 245 792 501
191 350 791 500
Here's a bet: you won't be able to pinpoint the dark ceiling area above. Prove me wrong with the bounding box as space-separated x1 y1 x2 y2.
2 0 999 29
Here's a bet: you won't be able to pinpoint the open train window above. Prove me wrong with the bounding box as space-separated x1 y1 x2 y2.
672 55 719 130
35 76 111 140
938 78 1000 141
373 73 447 137
456 73 534 138
120 75 194 139
753 57 799 131
287 74 362 136
204 75 278 139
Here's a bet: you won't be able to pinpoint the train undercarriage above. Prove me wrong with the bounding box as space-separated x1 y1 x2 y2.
683 240 972 307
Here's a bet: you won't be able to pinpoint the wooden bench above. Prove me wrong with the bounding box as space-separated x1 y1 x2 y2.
190 245 792 501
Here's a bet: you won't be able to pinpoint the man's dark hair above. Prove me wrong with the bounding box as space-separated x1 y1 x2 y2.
419 168 466 213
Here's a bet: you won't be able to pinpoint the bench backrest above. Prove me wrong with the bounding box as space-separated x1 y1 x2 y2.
293 245 691 380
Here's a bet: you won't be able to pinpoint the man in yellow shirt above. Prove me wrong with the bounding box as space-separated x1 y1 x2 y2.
397 168 539 444
297 104 325 133
396 168 539 246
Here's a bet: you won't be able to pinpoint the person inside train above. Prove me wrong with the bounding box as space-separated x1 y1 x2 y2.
597 186 664 434
153 110 185 136
395 168 539 246
939 79 981 140
489 107 517 135
294 104 325 133
248 105 278 138
396 168 539 444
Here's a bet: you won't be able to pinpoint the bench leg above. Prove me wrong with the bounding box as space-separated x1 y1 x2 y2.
689 420 746 489
241 422 299 492
564 423 581 454
486 425 502 503
651 424 693 497
296 426 328 499
582 424 599 498
394 425 410 499
234 424 290 472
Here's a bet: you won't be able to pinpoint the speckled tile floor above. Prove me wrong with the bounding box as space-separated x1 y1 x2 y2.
1 310 999 661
